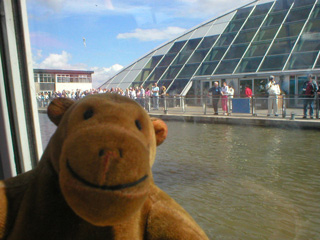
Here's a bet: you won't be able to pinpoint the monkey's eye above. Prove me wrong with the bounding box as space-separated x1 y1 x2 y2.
84 109 94 120
135 120 142 130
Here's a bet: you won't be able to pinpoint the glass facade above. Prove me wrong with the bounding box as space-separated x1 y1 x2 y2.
101 0 320 96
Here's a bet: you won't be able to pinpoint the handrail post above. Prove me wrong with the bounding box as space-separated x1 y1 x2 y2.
147 97 151 112
252 95 256 116
164 96 168 114
316 93 319 119
282 94 286 118
203 95 207 115
181 96 185 113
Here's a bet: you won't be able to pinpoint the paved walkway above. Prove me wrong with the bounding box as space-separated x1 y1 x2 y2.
38 105 320 130
147 106 320 130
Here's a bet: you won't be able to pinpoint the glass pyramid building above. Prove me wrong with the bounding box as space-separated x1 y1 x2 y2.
101 0 320 98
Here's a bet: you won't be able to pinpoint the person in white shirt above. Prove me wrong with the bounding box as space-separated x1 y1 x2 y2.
227 84 234 115
266 75 281 117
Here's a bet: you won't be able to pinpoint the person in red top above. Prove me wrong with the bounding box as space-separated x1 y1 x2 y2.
245 85 252 98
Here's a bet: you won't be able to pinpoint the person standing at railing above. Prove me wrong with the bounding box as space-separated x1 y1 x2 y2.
208 81 221 115
152 83 160 110
227 84 234 115
266 75 281 117
221 82 229 115
245 85 252 98
302 74 318 119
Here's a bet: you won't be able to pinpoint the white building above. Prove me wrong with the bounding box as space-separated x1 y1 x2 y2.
34 69 94 95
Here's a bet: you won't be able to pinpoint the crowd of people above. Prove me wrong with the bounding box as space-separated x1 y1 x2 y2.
36 75 319 119
208 74 319 119
36 83 167 109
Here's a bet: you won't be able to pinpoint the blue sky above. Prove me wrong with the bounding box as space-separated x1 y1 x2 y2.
27 0 253 87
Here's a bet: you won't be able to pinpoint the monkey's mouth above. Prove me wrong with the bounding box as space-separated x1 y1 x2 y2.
66 160 148 191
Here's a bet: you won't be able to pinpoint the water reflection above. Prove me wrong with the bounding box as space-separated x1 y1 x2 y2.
39 114 320 239
153 122 320 240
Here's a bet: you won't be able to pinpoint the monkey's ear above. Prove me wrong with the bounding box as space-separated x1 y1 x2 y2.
47 98 74 126
150 118 168 146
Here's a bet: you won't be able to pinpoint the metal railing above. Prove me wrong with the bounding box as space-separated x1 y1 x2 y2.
138 94 320 120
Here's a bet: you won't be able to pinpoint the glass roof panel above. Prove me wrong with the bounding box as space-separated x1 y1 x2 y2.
205 46 228 61
245 41 271 57
206 22 229 36
286 51 319 69
223 19 246 33
172 52 189 65
215 32 237 46
176 31 193 41
132 56 151 70
111 70 128 84
233 6 253 20
196 62 219 75
303 18 320 32
292 0 315 9
235 57 263 73
188 49 210 63
259 54 289 71
215 12 236 24
148 67 167 81
177 63 200 79
167 41 186 54
272 0 294 12
233 29 256 44
285 5 313 23
158 54 176 67
214 59 241 74
184 38 202 51
254 26 279 41
167 79 190 95
192 24 212 39
154 42 173 56
121 69 140 83
293 37 320 52
277 22 304 39
144 55 163 69
223 44 249 60
268 37 297 55
242 15 265 30
263 10 287 27
161 66 182 80
198 35 218 49
133 69 150 83
251 2 273 16
310 4 320 19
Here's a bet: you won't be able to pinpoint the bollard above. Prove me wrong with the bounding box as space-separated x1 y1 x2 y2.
290 112 295 120
203 97 207 115
164 96 168 114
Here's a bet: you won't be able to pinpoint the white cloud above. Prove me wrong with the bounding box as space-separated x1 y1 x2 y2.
117 27 187 41
33 51 86 70
33 50 123 88
90 64 124 88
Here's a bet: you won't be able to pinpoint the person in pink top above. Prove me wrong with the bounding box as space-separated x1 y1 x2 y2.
245 85 252 98
221 82 229 115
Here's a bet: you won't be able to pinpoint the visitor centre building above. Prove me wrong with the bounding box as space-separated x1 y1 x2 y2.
100 0 320 101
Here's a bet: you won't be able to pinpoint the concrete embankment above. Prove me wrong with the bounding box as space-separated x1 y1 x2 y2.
149 113 320 130
38 107 320 130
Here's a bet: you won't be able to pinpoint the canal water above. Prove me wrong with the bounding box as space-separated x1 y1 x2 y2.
39 114 320 240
